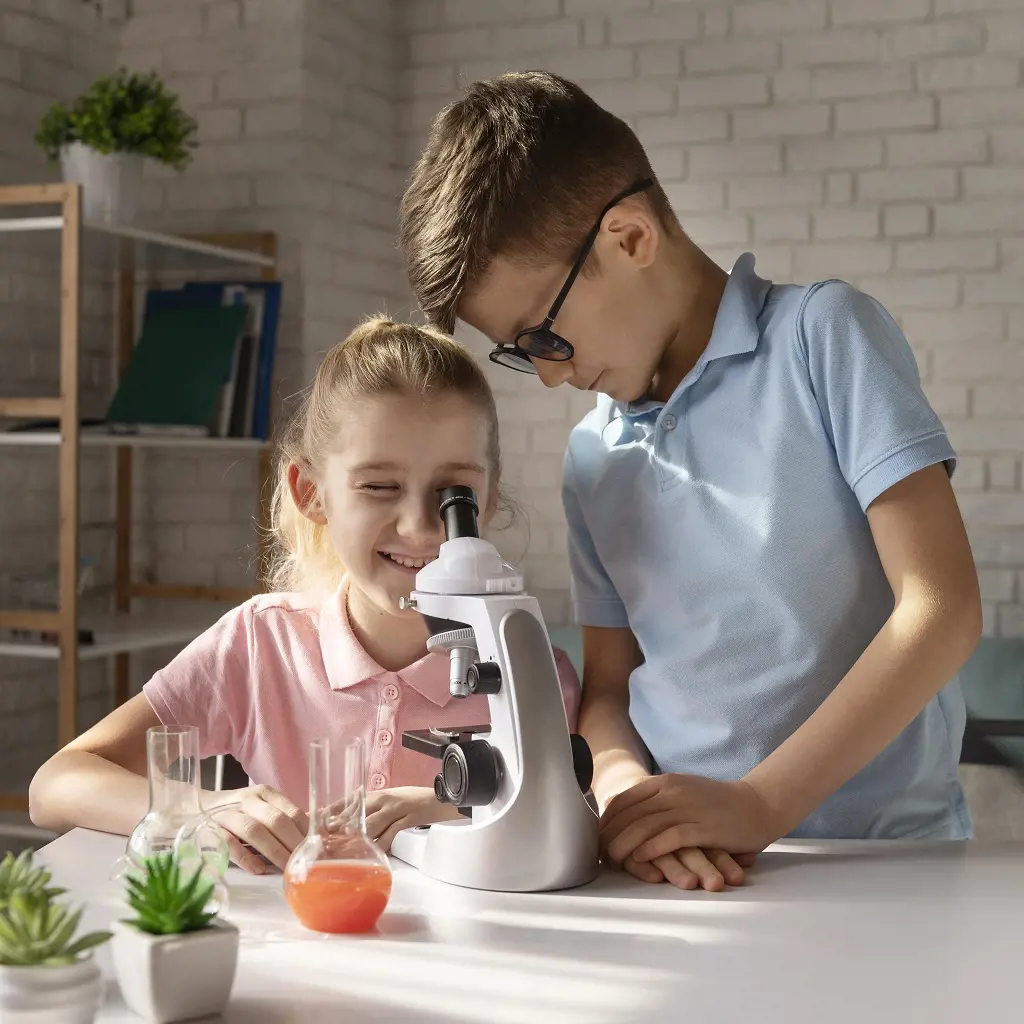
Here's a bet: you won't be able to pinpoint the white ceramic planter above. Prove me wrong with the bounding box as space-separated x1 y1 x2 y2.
110 919 239 1024
0 955 104 1024
59 142 143 225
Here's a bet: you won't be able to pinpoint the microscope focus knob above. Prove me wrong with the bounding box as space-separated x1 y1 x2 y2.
467 661 502 695
433 739 502 807
570 733 594 794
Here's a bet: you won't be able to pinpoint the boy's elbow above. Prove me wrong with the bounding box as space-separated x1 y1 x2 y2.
939 570 983 668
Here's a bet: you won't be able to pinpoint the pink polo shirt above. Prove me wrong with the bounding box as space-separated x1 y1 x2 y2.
143 588 581 810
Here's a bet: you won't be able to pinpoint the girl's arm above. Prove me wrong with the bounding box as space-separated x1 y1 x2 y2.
30 693 159 837
29 693 306 874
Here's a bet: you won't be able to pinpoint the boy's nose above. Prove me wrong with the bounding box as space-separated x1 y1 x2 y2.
535 359 574 389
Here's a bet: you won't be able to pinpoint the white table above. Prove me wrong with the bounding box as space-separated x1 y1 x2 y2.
39 829 1023 1024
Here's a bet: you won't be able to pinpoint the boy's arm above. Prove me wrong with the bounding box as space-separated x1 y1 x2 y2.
744 461 981 836
605 462 980 863
577 625 650 812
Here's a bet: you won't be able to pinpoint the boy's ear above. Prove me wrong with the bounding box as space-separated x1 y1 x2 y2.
601 201 659 270
288 461 327 526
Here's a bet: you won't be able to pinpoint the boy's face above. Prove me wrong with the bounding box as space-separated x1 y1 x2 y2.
460 202 669 404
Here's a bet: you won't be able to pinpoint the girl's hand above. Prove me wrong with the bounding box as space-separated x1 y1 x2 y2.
203 785 308 874
366 787 461 852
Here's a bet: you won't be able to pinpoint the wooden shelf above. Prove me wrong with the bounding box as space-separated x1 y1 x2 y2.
0 428 269 451
0 214 275 269
0 398 63 418
0 182 278 772
0 607 231 662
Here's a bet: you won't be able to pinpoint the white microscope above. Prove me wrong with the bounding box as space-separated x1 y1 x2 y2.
389 486 600 892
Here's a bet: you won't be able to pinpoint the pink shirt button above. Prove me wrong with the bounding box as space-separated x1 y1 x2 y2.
384 684 399 701
378 730 393 746
370 773 387 789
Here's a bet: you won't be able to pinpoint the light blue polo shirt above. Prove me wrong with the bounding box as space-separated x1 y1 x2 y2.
563 253 971 840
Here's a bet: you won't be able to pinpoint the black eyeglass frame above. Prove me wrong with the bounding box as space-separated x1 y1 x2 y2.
487 177 655 374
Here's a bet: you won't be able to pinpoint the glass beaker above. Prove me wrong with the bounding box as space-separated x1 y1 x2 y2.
124 726 229 881
284 737 392 934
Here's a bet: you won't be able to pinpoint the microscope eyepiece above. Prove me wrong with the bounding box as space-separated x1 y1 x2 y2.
438 485 480 540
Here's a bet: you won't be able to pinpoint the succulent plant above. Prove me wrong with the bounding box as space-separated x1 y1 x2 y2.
123 854 216 936
0 890 111 967
0 849 65 913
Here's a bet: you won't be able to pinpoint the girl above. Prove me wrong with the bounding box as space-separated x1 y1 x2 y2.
29 317 581 875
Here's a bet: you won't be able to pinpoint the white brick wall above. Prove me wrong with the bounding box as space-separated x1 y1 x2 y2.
401 0 1024 637
0 0 119 789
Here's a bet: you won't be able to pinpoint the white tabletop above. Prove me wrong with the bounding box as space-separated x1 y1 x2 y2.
39 829 1024 1024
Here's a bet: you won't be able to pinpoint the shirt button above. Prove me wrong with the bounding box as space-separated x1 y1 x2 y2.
378 730 393 746
370 773 387 789
384 684 399 701
662 414 676 431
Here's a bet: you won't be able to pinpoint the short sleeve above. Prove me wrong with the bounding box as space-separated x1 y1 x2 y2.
552 647 581 732
563 445 630 628
142 603 253 760
799 280 956 511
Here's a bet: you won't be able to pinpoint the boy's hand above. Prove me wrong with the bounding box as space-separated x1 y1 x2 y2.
601 774 778 867
623 848 756 891
366 787 462 852
204 785 309 875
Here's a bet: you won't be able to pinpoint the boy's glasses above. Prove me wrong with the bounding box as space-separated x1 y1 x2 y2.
488 178 655 374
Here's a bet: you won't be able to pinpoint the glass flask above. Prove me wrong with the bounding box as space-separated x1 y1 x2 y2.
120 726 230 888
284 737 393 934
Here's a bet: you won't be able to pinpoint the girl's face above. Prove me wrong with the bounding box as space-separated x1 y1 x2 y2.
309 391 494 618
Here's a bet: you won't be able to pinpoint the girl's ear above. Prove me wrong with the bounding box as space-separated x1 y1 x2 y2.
288 461 327 526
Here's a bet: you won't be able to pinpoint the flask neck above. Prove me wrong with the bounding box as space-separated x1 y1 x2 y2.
146 726 201 817
309 737 367 839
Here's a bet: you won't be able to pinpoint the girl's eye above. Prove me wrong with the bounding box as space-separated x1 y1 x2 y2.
360 483 399 493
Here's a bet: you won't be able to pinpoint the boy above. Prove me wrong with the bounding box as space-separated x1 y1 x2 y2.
398 72 981 891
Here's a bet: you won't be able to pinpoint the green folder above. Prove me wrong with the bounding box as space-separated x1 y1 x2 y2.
106 306 248 432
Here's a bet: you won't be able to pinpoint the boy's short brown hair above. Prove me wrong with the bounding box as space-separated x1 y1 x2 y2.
398 70 674 334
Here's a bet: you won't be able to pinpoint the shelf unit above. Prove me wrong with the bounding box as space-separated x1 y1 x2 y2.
0 183 278 812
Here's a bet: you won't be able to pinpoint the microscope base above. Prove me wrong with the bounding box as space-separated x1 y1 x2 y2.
390 818 599 893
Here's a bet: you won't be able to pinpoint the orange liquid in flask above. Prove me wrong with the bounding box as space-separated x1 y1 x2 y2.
285 860 392 934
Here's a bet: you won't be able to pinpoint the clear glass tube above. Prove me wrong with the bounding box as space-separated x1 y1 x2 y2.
115 726 230 899
284 737 392 934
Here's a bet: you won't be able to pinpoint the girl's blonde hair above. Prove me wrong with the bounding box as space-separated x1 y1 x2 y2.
266 315 505 597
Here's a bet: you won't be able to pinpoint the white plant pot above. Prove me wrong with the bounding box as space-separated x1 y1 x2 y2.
59 142 143 225
110 919 239 1024
0 955 104 1024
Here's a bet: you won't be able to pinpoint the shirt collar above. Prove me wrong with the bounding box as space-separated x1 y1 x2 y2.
622 252 772 417
318 583 455 707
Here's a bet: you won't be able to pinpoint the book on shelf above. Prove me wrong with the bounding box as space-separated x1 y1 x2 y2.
143 280 281 440
105 305 249 435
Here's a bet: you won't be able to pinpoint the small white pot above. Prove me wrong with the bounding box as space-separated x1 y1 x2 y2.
110 919 239 1024
59 142 143 225
0 955 104 1024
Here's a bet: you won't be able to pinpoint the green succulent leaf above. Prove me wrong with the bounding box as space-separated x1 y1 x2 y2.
0 852 111 967
34 67 197 169
121 853 218 936
0 850 65 910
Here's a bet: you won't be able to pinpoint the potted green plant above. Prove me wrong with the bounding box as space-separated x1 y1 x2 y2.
111 853 239 1024
35 67 198 225
0 851 111 1024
